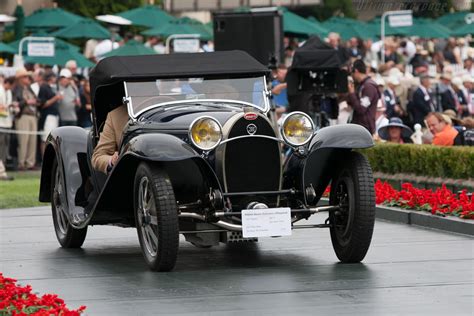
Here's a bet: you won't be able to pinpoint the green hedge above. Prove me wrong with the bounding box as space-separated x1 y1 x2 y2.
360 143 474 179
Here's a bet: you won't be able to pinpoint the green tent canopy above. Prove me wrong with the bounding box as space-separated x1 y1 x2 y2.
281 8 328 37
437 11 471 30
50 19 110 39
402 18 452 38
23 42 94 67
24 7 85 29
117 5 175 28
102 40 156 57
8 33 80 54
451 22 474 36
13 4 25 40
0 42 16 54
322 16 377 40
368 17 452 38
142 20 212 41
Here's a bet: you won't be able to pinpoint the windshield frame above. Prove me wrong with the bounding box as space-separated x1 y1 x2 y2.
123 76 270 120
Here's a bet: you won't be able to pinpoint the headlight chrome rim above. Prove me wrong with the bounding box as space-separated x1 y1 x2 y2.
189 116 223 151
280 111 315 146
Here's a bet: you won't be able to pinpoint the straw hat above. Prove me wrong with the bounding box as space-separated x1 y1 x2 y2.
386 76 400 86
442 109 460 125
374 76 385 86
440 72 452 81
15 67 32 78
378 117 413 140
462 74 474 83
452 77 463 89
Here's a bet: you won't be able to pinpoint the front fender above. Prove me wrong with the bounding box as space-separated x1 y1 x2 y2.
309 124 374 151
284 124 373 206
39 127 89 221
90 133 222 223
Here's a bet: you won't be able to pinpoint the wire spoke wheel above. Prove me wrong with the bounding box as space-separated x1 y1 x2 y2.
137 177 159 257
134 163 179 272
329 152 375 263
51 159 87 248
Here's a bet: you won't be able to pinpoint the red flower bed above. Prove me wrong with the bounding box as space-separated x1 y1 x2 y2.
374 180 474 219
0 273 86 315
324 180 474 219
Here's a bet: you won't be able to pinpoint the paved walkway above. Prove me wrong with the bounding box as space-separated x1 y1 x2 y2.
1 206 473 315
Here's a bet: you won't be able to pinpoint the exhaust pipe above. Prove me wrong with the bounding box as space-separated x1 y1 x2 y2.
179 212 242 231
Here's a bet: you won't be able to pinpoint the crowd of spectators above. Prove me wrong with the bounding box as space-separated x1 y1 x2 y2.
0 60 91 180
275 32 474 147
0 30 473 181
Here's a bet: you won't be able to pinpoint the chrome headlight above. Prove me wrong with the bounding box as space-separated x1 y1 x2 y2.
189 116 222 151
281 112 315 146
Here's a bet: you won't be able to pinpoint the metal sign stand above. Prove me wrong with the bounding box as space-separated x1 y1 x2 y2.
381 10 412 64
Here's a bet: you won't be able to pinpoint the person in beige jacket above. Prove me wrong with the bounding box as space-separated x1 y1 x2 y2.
92 105 129 174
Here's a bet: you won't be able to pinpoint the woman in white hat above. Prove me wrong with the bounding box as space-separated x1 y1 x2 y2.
378 117 413 144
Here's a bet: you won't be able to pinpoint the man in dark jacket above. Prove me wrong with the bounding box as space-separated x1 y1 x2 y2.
408 75 435 127
347 59 379 134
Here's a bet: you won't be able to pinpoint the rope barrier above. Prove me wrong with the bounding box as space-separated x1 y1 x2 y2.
0 127 48 136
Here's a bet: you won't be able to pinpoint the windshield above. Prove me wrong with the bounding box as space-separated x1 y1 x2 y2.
124 76 268 118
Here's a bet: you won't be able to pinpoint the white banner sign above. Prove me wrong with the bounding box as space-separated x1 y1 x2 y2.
173 39 200 53
389 14 413 27
27 42 55 57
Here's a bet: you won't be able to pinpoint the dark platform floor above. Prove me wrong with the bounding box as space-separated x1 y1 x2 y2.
1 207 473 315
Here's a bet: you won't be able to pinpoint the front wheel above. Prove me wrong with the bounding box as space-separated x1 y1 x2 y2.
51 159 87 248
329 151 375 263
134 163 179 271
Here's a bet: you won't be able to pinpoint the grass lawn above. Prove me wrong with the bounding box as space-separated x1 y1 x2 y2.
0 171 48 209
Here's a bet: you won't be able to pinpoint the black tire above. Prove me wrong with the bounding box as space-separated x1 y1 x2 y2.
134 163 179 271
51 159 87 248
329 151 375 263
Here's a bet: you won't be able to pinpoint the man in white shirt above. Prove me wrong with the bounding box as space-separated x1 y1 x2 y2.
0 76 15 180
93 39 119 61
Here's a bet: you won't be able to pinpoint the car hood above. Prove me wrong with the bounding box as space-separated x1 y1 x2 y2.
140 107 245 131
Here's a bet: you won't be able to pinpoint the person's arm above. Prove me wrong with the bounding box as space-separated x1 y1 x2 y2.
348 84 377 114
39 86 61 109
272 83 287 95
92 113 117 174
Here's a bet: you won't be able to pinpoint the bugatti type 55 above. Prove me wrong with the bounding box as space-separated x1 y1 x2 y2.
39 51 376 271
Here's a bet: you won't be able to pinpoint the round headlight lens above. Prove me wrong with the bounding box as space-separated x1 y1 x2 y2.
190 117 222 150
281 112 314 146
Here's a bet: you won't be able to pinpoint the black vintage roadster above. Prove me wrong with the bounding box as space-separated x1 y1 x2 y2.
39 51 376 271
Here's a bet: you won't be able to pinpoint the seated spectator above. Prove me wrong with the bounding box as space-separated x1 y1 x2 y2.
384 76 404 119
454 117 474 146
460 74 473 116
408 75 435 128
425 112 458 146
440 72 462 113
378 117 413 144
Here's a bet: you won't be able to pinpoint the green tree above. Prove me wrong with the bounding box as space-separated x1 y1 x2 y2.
408 0 454 18
56 0 147 19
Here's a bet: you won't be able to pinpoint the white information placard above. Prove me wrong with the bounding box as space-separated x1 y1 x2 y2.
242 208 291 238
27 42 55 57
388 14 413 27
173 39 200 53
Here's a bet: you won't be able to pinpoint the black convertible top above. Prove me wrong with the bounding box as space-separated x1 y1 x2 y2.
89 50 269 134
90 50 268 100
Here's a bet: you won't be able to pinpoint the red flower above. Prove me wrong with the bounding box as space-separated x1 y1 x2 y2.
0 273 86 315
